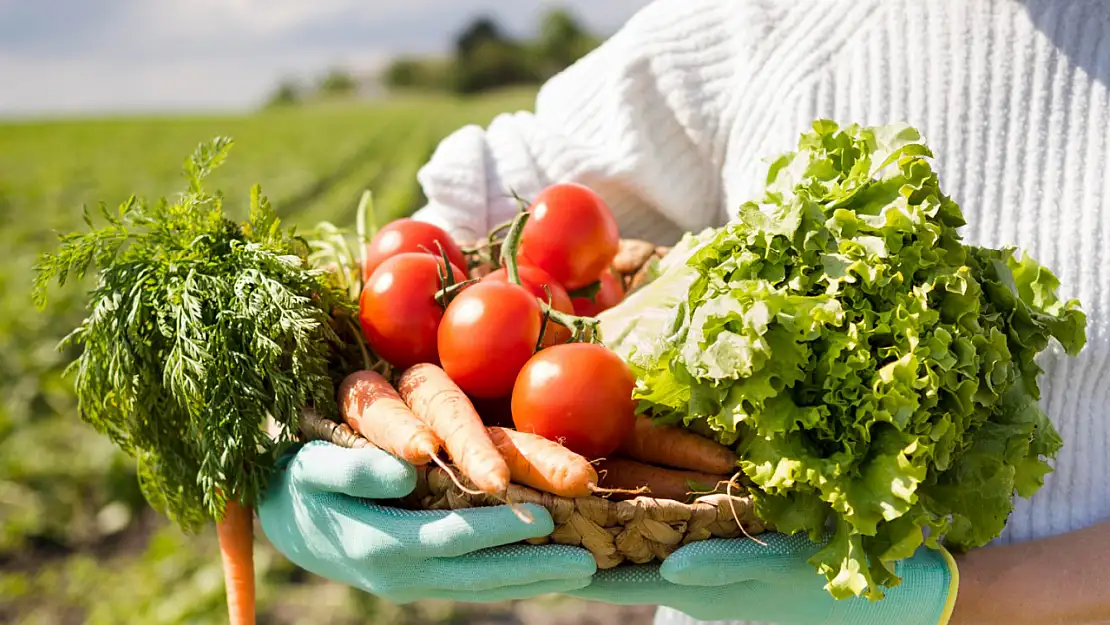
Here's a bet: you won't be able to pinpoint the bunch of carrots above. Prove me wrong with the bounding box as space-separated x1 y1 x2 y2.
337 366 739 505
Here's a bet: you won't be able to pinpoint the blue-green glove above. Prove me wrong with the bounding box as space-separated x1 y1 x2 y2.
567 533 958 625
257 441 597 604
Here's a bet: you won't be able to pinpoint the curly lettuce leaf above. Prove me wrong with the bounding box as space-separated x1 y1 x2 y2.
602 120 1086 601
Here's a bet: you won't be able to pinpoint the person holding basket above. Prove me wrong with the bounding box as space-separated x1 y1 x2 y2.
258 1 1110 623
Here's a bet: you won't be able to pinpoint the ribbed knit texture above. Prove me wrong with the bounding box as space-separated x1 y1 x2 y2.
411 1 1110 623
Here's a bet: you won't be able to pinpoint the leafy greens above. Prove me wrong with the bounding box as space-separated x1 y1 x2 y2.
600 121 1086 600
33 138 352 531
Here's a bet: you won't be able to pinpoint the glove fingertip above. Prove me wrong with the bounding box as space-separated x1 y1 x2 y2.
294 441 418 499
544 544 598 577
660 540 755 585
503 502 556 537
457 502 556 544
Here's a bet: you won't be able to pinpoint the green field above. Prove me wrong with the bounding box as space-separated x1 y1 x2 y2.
0 89 648 625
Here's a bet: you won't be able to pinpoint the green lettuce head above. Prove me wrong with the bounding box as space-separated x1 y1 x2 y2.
599 120 1086 600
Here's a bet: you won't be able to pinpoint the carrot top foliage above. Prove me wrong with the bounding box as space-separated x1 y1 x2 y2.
32 138 353 531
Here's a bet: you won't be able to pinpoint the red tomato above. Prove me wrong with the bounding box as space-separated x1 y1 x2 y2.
571 269 626 317
511 343 636 459
438 281 542 399
518 183 620 290
483 265 574 346
362 218 468 283
358 253 466 369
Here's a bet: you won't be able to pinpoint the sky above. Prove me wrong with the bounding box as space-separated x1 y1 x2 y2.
0 0 651 118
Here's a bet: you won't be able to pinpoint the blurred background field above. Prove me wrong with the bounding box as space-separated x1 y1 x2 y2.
0 4 655 623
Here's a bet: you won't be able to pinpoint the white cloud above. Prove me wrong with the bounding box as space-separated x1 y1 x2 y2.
0 0 652 117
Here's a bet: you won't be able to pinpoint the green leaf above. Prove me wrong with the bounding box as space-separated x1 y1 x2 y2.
599 121 1087 601
32 138 351 530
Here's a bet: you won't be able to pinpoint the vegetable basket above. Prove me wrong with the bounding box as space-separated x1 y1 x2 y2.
35 125 1090 624
299 237 769 570
299 404 768 569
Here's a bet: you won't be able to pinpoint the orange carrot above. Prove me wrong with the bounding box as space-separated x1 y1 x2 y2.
339 370 442 465
398 363 510 495
488 426 600 498
216 499 255 625
596 458 728 502
619 415 739 474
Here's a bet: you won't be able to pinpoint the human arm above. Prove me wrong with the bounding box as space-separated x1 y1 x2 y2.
948 520 1110 625
410 0 781 245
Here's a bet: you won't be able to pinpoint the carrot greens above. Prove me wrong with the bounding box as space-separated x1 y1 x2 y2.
32 137 351 531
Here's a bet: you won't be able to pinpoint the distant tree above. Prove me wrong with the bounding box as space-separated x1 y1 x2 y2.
318 68 358 97
455 16 508 59
265 80 301 108
453 39 536 94
379 10 607 95
450 16 539 94
384 57 457 92
534 8 600 79
385 58 424 89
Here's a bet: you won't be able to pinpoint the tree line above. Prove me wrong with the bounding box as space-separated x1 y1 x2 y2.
268 8 602 107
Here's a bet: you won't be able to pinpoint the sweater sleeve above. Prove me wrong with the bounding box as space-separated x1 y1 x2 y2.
411 0 775 246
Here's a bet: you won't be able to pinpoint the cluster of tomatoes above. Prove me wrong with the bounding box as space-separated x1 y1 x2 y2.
357 183 637 458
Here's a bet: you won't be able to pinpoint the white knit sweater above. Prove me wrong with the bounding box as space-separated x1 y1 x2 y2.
411 1 1110 623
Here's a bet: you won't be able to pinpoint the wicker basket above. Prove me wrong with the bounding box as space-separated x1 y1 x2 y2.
299 406 769 570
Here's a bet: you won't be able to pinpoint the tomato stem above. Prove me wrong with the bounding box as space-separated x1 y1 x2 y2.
500 210 602 344
489 217 516 239
499 211 530 286
434 279 478 306
547 306 601 343
535 285 554 351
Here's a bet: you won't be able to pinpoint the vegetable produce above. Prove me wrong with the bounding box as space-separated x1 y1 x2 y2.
358 252 467 369
511 342 636 459
487 426 601 498
599 121 1087 600
484 264 574 346
438 280 544 398
595 458 726 502
216 498 257 624
361 217 468 282
518 182 621 290
619 415 738 474
338 369 442 466
571 268 625 317
398 363 511 495
32 138 351 625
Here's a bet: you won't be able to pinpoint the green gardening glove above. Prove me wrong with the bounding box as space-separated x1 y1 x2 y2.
567 533 958 625
257 441 597 604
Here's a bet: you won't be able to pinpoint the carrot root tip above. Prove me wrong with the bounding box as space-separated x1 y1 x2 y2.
725 471 765 546
503 492 535 524
588 483 650 498
431 454 486 497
